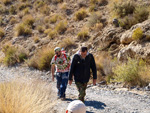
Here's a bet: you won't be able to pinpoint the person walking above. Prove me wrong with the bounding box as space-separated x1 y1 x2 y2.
51 47 71 100
68 46 97 102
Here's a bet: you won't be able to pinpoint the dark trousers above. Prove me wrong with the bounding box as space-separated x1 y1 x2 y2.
75 82 87 102
56 72 68 98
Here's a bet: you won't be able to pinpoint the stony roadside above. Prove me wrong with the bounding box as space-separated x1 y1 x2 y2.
0 65 150 113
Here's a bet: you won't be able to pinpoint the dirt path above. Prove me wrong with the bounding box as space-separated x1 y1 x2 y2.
0 65 150 113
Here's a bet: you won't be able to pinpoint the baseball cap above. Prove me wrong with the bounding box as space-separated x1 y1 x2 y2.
54 47 61 52
66 100 86 113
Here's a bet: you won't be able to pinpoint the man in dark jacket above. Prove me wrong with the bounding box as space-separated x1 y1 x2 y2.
68 46 97 102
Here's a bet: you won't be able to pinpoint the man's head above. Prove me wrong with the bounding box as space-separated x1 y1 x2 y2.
54 47 61 57
66 100 86 113
80 46 88 58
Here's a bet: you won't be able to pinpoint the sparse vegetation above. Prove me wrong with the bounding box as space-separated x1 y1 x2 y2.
75 8 88 21
33 36 40 43
37 25 44 33
0 28 5 38
15 23 32 36
9 5 17 14
113 1 136 18
2 0 12 5
50 14 61 24
2 44 28 65
55 21 67 34
132 27 143 41
111 1 150 29
10 17 18 24
18 3 30 11
88 12 102 27
77 28 89 41
113 58 150 86
40 4 50 15
22 15 35 26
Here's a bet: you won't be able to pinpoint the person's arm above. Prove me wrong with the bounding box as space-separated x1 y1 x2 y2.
90 54 97 85
51 64 55 81
50 56 55 81
68 55 76 85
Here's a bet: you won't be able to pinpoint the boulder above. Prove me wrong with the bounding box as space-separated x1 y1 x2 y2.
94 26 124 50
120 19 150 44
118 41 150 61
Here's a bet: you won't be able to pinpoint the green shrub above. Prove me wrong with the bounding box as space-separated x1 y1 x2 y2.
2 45 28 65
113 1 136 18
55 21 67 34
0 28 5 38
134 7 149 23
15 23 32 36
2 45 17 66
119 16 138 30
18 52 27 62
75 8 88 21
9 5 17 14
113 58 149 86
132 28 143 40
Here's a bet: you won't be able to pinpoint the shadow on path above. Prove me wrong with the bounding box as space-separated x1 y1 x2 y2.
85 100 106 110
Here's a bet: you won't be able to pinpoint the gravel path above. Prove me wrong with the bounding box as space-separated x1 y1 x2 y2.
0 65 150 113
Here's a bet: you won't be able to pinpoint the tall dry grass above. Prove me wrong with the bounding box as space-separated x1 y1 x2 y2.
0 78 53 113
27 47 54 70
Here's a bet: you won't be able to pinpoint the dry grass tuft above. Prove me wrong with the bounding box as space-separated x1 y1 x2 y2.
0 27 5 38
77 28 89 41
1 0 12 5
55 21 67 34
27 47 54 70
59 37 76 50
22 14 35 26
15 23 32 36
0 78 53 113
75 8 88 21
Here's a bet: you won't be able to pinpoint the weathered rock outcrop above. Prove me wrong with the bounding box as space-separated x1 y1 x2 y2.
118 19 150 61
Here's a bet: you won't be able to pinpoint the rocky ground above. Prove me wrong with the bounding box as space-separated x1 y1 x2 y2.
0 65 150 113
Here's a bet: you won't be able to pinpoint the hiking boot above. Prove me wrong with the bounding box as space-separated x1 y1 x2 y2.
61 97 66 101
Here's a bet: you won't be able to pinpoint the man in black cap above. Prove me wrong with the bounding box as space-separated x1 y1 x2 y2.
68 46 97 102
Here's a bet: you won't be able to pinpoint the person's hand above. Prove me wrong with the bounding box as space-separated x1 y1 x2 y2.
69 80 73 85
52 76 54 82
93 79 96 85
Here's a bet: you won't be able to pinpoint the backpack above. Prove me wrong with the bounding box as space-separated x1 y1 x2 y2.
54 52 67 61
